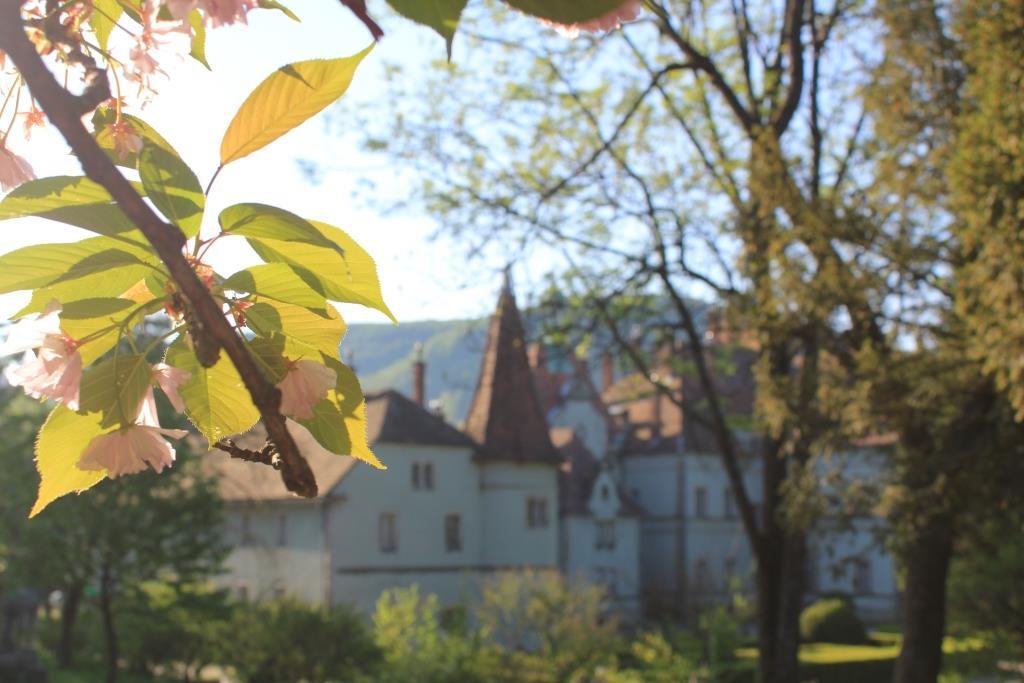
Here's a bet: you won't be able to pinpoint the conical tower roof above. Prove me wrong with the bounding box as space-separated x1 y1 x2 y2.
464 277 561 465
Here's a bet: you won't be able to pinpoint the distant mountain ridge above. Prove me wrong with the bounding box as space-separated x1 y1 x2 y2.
342 318 488 426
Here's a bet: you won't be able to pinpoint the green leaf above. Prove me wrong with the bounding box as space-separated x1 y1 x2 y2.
79 353 153 428
223 264 328 312
90 0 123 51
244 298 346 359
219 46 373 166
166 340 261 444
298 355 384 469
31 405 110 517
188 10 211 69
60 297 135 319
502 0 625 24
0 176 142 236
219 203 342 253
52 249 149 285
92 109 176 170
14 265 155 321
386 0 467 58
0 237 151 294
139 142 204 238
257 0 300 21
248 218 396 322
246 335 289 382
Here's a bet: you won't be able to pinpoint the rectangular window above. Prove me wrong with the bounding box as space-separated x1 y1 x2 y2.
276 514 287 547
379 512 397 553
595 520 616 550
424 462 435 490
237 583 249 601
694 557 710 589
526 497 549 528
444 514 462 552
411 462 421 490
852 559 872 595
724 488 737 519
695 487 708 519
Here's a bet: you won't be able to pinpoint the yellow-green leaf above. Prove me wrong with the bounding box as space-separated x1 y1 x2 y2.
248 218 395 322
0 237 151 294
139 142 205 238
244 298 346 359
31 405 110 517
219 203 342 253
223 263 328 312
219 46 374 166
166 341 260 444
14 264 155 319
299 355 384 469
0 176 143 236
79 352 153 428
188 9 211 69
90 0 123 50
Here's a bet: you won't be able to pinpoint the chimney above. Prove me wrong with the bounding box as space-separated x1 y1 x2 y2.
412 342 426 406
601 352 614 392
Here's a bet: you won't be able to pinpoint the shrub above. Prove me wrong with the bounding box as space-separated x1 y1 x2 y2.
221 598 382 683
373 585 480 683
118 582 234 679
800 598 868 644
475 571 623 683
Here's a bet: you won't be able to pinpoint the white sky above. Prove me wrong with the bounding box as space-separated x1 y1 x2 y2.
0 0 514 325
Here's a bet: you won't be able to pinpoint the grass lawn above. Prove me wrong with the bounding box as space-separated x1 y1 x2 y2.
728 631 1002 683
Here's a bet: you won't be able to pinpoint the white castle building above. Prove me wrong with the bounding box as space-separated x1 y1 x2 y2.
204 282 899 622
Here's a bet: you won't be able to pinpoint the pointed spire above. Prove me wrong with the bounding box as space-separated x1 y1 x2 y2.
464 278 561 464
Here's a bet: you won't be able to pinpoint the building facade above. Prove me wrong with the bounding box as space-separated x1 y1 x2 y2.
207 284 899 623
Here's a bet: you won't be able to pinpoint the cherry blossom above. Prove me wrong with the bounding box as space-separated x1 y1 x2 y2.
77 389 188 478
1 303 83 410
106 119 144 161
165 0 199 20
277 359 336 420
152 362 190 412
201 0 258 28
0 143 35 192
4 336 84 409
541 1 641 38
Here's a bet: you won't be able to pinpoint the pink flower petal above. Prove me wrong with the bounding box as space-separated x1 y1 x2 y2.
152 362 190 413
277 360 336 420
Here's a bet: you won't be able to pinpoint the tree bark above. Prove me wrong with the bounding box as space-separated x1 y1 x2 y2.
56 583 82 668
99 565 118 683
775 530 806 683
893 514 955 683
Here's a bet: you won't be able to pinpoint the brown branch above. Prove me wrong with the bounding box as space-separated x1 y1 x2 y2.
0 3 317 497
771 0 807 136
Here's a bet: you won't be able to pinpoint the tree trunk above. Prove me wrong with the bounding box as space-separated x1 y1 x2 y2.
753 435 806 683
56 583 82 668
774 530 806 683
893 514 955 683
99 565 118 683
